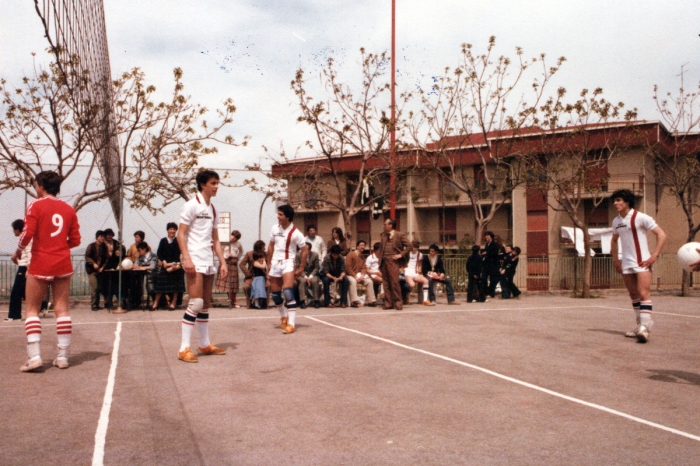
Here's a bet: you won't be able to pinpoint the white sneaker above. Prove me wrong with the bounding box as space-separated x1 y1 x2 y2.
53 358 69 369
625 328 639 338
636 325 650 343
20 357 43 372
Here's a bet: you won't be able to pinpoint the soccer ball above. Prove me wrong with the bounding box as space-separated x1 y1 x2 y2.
121 258 134 270
676 242 700 272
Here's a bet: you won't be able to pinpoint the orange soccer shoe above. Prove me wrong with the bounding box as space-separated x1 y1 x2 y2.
280 316 288 329
282 325 296 334
178 347 199 363
198 344 226 356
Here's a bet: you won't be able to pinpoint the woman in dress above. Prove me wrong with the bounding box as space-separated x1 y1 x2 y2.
326 227 350 257
152 222 186 310
223 230 244 308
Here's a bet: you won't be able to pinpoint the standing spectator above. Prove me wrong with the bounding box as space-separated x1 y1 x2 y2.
153 223 185 310
250 251 268 309
320 245 349 308
378 218 411 310
102 228 126 309
466 245 486 303
295 242 321 309
7 219 30 321
404 241 429 304
13 171 81 372
482 231 501 298
85 230 109 311
346 240 376 307
421 244 459 306
304 224 327 261
223 230 245 308
326 227 350 257
499 245 521 299
126 230 146 262
240 240 268 308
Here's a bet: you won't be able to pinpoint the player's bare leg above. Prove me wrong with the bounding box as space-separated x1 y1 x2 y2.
179 272 225 362
622 271 654 342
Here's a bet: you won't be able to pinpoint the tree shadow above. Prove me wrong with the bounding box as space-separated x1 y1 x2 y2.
587 328 626 336
70 351 111 367
647 370 700 386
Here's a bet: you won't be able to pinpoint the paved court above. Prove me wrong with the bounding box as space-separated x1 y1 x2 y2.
1 293 699 465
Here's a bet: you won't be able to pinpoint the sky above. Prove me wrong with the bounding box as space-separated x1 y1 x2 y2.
1 1 699 250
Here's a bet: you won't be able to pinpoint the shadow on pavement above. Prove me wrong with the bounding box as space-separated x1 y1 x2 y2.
647 370 700 386
70 351 111 367
587 328 626 336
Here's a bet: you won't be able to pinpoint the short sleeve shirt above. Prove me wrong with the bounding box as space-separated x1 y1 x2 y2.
612 209 658 269
179 193 217 266
406 251 422 273
270 223 306 262
365 253 380 273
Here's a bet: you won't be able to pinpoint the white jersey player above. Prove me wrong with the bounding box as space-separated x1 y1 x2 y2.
403 241 429 304
610 189 666 343
267 205 308 334
176 170 228 363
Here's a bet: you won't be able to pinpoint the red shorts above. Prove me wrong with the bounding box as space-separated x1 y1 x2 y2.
27 251 74 279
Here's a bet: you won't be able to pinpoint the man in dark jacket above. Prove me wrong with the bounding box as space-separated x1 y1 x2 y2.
482 231 501 298
421 244 459 305
85 230 109 310
320 245 349 308
295 242 321 308
499 245 521 299
466 245 486 303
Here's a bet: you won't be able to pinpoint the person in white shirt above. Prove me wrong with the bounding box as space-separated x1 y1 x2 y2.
610 189 667 343
267 204 309 334
7 219 31 321
176 170 228 363
404 241 430 304
304 225 327 262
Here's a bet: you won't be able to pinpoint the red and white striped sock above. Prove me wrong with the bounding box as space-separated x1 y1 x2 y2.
25 317 42 361
56 316 72 348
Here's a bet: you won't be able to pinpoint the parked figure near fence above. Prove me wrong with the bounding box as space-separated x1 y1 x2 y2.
6 219 30 321
250 251 268 309
153 223 185 311
222 230 244 308
421 244 459 306
379 218 411 310
321 245 349 308
346 240 376 308
499 245 521 299
85 230 109 311
304 224 327 261
295 242 321 309
13 171 81 372
466 245 486 303
404 241 429 305
240 240 269 308
327 227 350 257
177 170 228 362
482 231 501 298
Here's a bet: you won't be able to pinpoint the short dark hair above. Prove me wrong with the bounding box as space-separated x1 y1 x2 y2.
611 189 635 209
484 231 495 241
330 245 342 255
137 241 149 251
253 240 266 252
277 204 295 221
196 170 220 192
306 224 317 232
429 243 440 253
253 250 265 261
356 239 366 247
34 171 63 195
134 231 145 241
166 222 178 230
384 218 396 229
373 242 381 251
104 228 115 236
11 219 24 231
471 244 481 254
412 240 420 248
230 230 241 240
514 246 521 255
95 230 105 239
306 242 313 250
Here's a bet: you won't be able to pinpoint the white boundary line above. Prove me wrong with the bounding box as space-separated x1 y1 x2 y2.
92 321 122 466
591 305 700 319
305 315 700 443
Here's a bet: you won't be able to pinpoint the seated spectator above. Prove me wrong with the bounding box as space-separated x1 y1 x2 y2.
365 242 383 299
421 244 459 306
404 241 429 305
127 230 146 262
132 242 157 307
295 242 321 309
320 245 349 308
346 240 377 308
240 240 269 308
153 223 185 310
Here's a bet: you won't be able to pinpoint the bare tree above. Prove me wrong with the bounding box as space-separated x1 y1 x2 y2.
650 80 700 296
409 37 565 244
524 88 637 298
0 55 246 213
248 49 409 237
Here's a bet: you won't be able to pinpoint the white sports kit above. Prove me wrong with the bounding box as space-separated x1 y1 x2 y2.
269 223 306 278
180 193 217 275
612 209 657 274
404 251 422 278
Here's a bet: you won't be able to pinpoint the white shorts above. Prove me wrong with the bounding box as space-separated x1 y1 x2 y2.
404 270 417 279
29 272 73 282
194 264 217 275
269 259 295 278
622 266 650 275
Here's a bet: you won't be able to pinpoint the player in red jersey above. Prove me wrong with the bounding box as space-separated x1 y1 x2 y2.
12 171 81 372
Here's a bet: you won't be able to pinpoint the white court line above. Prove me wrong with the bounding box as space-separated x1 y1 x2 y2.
305 315 700 443
92 321 123 466
591 306 700 319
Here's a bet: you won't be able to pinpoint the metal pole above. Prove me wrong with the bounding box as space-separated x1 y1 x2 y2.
258 193 271 240
389 0 396 220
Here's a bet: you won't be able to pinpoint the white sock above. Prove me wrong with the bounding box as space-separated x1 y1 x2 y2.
423 288 429 301
278 305 288 318
288 310 296 327
196 311 210 348
640 301 653 328
56 316 72 349
180 308 197 351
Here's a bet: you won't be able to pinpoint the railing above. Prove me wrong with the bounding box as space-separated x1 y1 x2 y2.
406 230 513 249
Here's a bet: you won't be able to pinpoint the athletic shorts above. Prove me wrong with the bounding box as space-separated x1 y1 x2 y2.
269 259 295 278
622 266 650 275
28 271 73 281
194 264 217 275
404 270 417 279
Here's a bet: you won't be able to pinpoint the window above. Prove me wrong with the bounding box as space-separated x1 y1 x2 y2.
355 211 371 245
303 213 318 234
439 208 457 244
585 199 609 228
